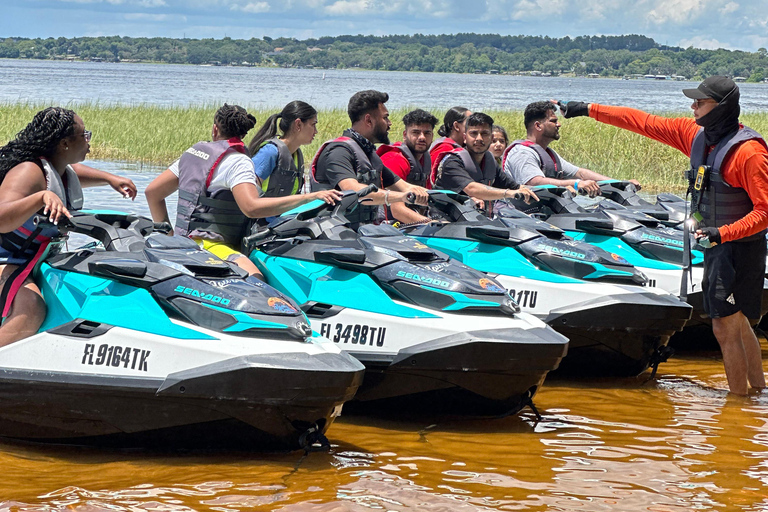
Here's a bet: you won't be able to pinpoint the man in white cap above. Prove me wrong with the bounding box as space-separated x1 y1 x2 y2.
558 76 768 395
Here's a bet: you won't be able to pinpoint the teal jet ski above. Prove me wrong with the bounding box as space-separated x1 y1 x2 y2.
403 190 691 376
0 211 364 451
244 185 569 416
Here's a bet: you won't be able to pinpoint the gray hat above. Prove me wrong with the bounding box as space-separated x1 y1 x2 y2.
683 76 738 102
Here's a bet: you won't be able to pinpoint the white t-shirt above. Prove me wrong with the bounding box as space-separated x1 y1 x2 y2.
169 151 261 195
502 144 580 186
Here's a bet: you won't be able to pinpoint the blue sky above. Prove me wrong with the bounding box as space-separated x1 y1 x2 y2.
2 0 767 52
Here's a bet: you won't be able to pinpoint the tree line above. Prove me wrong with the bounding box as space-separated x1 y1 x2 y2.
2 33 767 81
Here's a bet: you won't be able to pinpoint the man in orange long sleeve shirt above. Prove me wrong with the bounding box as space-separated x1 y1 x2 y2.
559 76 768 395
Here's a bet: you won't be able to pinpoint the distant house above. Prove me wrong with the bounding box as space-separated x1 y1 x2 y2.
733 76 747 82
588 73 600 78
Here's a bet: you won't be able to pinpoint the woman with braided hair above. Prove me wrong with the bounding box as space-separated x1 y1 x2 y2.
145 104 341 278
0 107 137 347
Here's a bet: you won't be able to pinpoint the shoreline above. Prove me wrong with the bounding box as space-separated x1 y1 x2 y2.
3 103 768 192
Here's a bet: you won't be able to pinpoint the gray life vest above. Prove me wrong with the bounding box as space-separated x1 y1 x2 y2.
503 140 565 179
260 138 304 198
437 148 498 217
688 126 768 243
439 147 498 186
310 135 384 225
175 138 249 245
0 158 81 265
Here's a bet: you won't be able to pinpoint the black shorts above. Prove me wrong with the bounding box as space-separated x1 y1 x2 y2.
702 238 767 320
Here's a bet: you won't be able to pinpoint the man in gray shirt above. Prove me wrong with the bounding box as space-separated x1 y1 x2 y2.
502 101 640 197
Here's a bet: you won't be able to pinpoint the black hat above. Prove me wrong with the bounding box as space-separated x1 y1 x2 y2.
683 76 738 102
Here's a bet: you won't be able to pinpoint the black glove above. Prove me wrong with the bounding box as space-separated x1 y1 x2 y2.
558 101 589 119
696 226 721 248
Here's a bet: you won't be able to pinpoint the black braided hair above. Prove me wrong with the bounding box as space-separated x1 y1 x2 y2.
0 107 77 185
214 104 257 140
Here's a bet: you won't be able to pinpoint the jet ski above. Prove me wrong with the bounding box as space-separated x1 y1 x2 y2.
402 191 691 376
503 185 768 331
244 185 569 416
595 180 686 227
0 211 364 451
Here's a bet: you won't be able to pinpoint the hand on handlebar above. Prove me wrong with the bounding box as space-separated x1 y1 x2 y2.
576 179 601 197
404 186 429 206
514 186 538 204
628 179 642 191
310 189 344 205
41 190 71 225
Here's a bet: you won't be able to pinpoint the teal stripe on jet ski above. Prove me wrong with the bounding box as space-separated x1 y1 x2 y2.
566 231 680 270
250 251 440 319
200 303 290 332
582 263 635 280
435 289 506 311
81 208 133 216
38 264 216 340
282 199 326 216
413 237 576 284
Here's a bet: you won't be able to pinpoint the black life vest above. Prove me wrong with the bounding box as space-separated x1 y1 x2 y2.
310 135 384 224
260 138 304 198
376 142 431 187
436 148 498 217
688 125 768 242
502 140 565 179
175 138 249 245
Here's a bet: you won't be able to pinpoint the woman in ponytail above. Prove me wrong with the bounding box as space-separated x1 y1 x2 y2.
146 103 341 278
247 101 318 198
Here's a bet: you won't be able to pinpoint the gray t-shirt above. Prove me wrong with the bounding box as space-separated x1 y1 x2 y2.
502 144 580 185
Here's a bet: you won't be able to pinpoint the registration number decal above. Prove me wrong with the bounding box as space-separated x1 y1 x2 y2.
319 322 387 346
507 289 538 308
82 343 150 371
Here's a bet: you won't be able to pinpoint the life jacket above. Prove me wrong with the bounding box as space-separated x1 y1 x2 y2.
376 142 431 187
175 138 249 245
427 137 462 188
0 157 81 320
435 148 498 216
688 125 768 242
259 138 304 198
502 140 565 179
310 135 384 224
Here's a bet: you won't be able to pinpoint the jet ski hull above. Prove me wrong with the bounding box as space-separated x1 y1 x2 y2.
0 326 363 450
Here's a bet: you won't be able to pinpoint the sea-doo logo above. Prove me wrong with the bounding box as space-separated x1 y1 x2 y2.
640 233 683 246
268 297 297 313
185 147 211 160
174 285 231 305
479 278 504 292
396 270 450 288
547 247 585 259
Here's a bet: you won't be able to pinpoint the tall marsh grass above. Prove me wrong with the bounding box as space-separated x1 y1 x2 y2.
3 103 768 192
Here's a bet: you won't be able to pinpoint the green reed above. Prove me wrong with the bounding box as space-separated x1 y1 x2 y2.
3 103 768 193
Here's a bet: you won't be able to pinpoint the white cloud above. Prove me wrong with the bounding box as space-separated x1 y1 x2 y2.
719 1 738 14
231 1 270 12
646 0 706 24
123 12 180 20
678 35 733 49
325 0 370 15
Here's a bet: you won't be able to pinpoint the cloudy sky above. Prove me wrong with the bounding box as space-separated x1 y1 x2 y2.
2 0 767 52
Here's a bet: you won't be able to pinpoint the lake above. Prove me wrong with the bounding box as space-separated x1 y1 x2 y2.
2 58 768 112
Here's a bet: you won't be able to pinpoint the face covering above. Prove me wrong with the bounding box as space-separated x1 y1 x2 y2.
696 86 740 147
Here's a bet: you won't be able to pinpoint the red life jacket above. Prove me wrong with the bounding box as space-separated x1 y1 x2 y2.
427 137 462 189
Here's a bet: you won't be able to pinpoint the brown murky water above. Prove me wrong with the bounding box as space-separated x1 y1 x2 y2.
1 346 767 512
